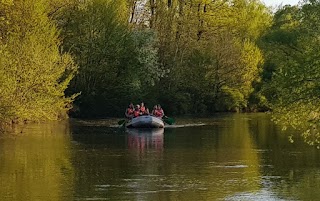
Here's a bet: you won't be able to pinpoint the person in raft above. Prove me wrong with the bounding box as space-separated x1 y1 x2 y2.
125 103 134 119
151 105 157 116
157 104 165 118
152 104 164 118
140 102 150 115
133 104 141 118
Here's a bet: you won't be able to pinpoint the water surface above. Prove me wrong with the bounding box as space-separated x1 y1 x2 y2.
1 114 320 201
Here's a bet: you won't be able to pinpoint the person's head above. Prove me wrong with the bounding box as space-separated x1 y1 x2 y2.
129 103 134 108
157 104 161 109
153 105 157 110
141 102 144 107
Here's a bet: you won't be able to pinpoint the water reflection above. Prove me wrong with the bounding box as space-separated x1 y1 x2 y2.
247 114 320 201
1 114 320 201
157 115 262 200
0 122 73 201
127 128 164 152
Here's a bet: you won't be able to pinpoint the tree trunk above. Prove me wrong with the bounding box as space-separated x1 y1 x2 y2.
150 0 156 28
129 0 137 24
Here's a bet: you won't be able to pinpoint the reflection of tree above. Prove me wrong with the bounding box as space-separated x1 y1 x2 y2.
249 113 320 201
290 169 320 200
146 114 262 200
0 122 74 201
217 114 261 197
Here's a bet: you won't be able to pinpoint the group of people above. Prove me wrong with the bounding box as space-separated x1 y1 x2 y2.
125 102 165 119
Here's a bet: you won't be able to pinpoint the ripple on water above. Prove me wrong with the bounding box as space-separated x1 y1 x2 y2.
76 198 110 201
94 184 126 191
224 190 293 201
124 190 158 194
208 162 249 169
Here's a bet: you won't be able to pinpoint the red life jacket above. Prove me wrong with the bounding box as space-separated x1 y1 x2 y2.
154 109 160 117
155 109 163 117
134 110 140 117
159 109 164 116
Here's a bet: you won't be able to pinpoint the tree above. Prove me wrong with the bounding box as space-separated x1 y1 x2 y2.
261 1 320 146
144 0 270 114
59 0 162 117
0 0 76 123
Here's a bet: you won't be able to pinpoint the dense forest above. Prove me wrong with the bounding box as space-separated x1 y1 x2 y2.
1 0 320 140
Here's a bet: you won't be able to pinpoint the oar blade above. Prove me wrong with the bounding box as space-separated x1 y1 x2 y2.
163 116 175 125
118 119 126 125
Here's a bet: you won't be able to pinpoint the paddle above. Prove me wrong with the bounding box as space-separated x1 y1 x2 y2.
117 119 126 127
163 116 175 125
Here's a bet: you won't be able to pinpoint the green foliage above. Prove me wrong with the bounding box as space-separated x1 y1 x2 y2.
248 91 269 112
216 87 247 112
260 1 320 146
131 30 165 86
0 0 76 123
59 0 162 117
140 0 271 114
0 0 281 122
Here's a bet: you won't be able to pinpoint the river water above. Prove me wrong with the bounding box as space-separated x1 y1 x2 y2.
0 113 320 201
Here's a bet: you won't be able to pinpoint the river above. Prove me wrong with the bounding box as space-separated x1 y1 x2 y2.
0 113 319 201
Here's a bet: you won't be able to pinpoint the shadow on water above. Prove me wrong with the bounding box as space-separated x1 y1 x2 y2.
71 124 127 149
